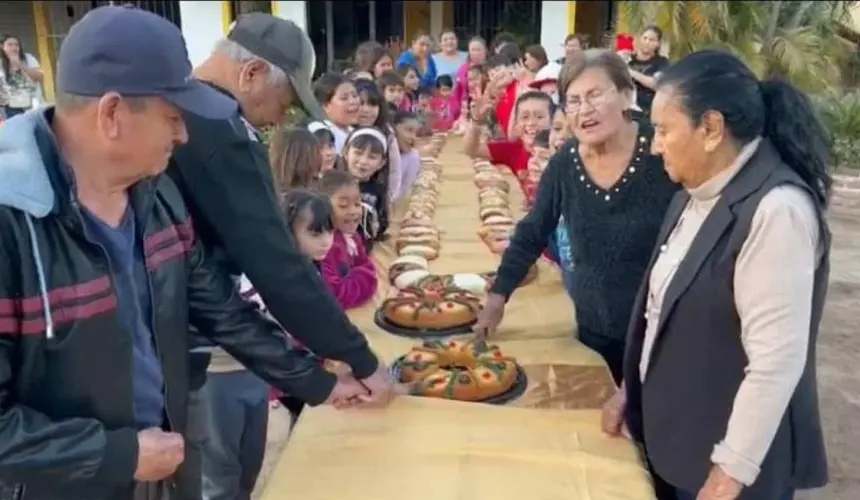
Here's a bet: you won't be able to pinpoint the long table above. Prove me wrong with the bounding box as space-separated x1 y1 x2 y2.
261 139 656 499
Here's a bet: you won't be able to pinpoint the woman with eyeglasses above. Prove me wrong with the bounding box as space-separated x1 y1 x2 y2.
474 49 679 384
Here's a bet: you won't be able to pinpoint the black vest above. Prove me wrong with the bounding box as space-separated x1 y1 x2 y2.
623 141 829 499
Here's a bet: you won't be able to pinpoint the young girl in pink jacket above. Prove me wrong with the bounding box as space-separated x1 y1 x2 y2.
317 170 378 309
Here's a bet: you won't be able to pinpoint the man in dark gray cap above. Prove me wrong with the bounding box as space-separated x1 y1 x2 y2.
0 5 370 500
167 12 397 500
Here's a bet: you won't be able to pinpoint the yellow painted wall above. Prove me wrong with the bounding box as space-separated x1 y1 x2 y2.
31 1 55 101
222 1 233 34
442 1 453 31
567 1 577 35
404 1 430 43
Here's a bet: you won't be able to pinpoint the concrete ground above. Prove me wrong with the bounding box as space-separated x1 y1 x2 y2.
796 173 860 500
253 173 860 499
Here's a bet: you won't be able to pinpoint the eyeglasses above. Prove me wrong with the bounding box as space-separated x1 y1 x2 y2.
564 87 617 114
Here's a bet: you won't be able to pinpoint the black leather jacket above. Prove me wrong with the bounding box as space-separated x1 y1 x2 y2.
0 110 336 499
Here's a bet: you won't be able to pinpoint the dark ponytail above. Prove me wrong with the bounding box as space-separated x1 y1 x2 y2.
760 80 832 206
657 51 832 206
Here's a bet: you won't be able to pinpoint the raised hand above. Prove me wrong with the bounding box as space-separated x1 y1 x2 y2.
470 88 496 123
134 428 185 482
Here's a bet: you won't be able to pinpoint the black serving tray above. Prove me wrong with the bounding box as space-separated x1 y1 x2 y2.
373 309 477 339
390 355 528 405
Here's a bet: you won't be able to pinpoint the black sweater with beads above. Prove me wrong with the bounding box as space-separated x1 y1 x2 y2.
491 123 679 341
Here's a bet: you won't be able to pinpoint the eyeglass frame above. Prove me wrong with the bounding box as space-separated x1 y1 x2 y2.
563 86 619 114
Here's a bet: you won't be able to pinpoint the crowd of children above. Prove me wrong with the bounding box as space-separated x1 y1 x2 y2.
212 30 587 498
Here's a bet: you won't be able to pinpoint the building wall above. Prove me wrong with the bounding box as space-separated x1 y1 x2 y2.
0 2 38 58
180 1 308 67
272 1 306 31
180 1 227 68
540 1 572 61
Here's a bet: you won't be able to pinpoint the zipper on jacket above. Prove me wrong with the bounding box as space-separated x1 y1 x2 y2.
69 197 175 432
69 197 131 396
137 200 175 434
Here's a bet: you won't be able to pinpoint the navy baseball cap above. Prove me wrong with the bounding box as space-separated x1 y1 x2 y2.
227 13 326 120
56 5 236 120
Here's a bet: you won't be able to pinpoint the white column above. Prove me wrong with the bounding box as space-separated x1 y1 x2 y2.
180 1 225 67
540 1 569 62
430 1 444 38
272 1 307 31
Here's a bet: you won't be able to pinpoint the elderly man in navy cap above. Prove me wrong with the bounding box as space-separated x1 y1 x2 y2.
0 6 370 500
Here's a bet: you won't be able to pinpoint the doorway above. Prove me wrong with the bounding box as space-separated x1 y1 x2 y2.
307 1 404 74
452 0 542 48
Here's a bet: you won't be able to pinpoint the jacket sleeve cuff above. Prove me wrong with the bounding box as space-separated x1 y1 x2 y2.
711 442 760 486
489 278 516 301
295 370 339 407
338 347 380 380
93 427 140 486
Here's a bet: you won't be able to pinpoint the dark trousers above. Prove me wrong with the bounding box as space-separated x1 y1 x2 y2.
278 395 306 422
561 269 625 385
174 387 207 500
577 327 625 385
200 371 269 500
133 482 170 500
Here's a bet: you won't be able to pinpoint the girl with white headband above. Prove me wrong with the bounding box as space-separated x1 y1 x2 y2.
341 127 390 249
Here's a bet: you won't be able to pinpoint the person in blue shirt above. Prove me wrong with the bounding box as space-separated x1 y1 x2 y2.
397 31 438 91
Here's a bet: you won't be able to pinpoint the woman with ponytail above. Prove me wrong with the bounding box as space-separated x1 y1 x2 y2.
604 50 830 500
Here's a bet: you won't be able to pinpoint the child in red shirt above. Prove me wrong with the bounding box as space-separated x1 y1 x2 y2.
429 74 455 131
464 88 555 182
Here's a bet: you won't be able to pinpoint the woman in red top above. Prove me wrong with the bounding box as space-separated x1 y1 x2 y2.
450 36 488 121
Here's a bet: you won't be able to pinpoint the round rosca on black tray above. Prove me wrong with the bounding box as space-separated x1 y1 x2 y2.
373 309 477 338
374 285 483 339
389 354 528 405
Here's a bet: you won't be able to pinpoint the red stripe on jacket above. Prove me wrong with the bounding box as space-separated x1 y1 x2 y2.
0 276 111 316
0 294 118 336
144 221 195 271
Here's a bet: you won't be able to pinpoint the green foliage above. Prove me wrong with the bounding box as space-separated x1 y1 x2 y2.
261 106 308 146
619 1 858 92
815 90 860 168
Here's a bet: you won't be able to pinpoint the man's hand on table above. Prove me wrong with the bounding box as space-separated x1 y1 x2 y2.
324 373 372 409
356 365 399 408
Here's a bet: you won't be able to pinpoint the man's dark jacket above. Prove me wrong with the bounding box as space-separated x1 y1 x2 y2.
167 85 379 382
0 109 336 499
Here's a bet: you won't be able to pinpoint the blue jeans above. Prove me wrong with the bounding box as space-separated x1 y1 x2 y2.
200 371 269 500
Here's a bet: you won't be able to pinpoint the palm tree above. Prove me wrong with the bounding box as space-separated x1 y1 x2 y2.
619 1 858 91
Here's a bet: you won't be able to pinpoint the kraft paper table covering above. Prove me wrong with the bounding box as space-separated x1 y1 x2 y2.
260 139 655 499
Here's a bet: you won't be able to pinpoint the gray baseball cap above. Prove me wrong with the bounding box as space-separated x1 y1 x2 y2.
227 13 326 120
